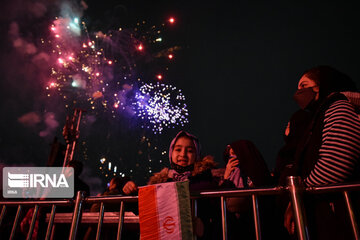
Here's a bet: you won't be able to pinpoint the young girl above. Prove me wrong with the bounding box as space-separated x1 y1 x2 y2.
122 130 220 239
122 130 217 193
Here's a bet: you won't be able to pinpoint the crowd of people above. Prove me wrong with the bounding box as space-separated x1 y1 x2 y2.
6 65 360 239
93 65 360 239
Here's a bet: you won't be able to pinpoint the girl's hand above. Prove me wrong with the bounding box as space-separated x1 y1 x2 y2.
224 156 239 179
122 181 138 195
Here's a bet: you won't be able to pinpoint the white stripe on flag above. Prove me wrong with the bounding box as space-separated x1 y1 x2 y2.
156 182 182 240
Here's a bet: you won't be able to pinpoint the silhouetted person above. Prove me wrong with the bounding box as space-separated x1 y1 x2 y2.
66 160 90 197
83 176 138 240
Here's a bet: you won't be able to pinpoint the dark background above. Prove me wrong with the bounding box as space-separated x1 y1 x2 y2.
1 0 360 194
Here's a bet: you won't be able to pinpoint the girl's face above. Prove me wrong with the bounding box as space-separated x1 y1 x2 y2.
171 136 196 167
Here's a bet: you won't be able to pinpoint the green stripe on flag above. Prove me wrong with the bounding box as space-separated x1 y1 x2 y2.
176 181 194 240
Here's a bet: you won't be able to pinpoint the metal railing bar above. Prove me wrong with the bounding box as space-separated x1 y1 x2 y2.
343 191 359 240
69 191 83 240
95 202 105 240
44 212 139 224
45 205 56 240
200 187 284 198
0 200 71 206
200 183 360 199
306 182 360 193
252 194 261 240
287 177 309 240
0 205 6 228
192 199 198 218
192 199 198 240
220 196 227 240
117 201 124 240
26 204 39 240
84 195 138 203
9 205 22 240
50 225 56 240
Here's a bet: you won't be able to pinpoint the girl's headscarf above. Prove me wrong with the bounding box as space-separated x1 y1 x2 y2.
168 130 201 163
168 130 201 178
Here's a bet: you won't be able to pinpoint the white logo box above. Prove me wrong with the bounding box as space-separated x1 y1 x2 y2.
3 167 74 198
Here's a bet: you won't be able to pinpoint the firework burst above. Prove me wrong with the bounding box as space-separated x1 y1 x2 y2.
42 15 191 181
134 82 189 134
45 17 118 113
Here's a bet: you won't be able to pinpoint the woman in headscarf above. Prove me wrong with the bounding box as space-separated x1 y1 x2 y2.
222 140 271 190
220 140 285 240
122 130 220 239
282 65 360 239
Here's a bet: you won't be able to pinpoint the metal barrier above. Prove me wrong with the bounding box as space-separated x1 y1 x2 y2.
1 176 359 240
200 184 286 240
0 199 72 240
0 194 138 240
201 176 360 240
81 194 138 240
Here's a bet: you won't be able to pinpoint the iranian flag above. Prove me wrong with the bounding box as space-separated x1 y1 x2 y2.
138 181 194 240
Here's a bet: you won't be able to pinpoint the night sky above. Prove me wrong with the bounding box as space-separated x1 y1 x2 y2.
1 0 360 194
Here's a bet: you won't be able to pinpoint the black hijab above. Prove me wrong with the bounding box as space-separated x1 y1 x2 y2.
223 140 271 187
302 65 357 101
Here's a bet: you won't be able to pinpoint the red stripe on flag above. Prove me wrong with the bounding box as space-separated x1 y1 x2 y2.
139 185 160 240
